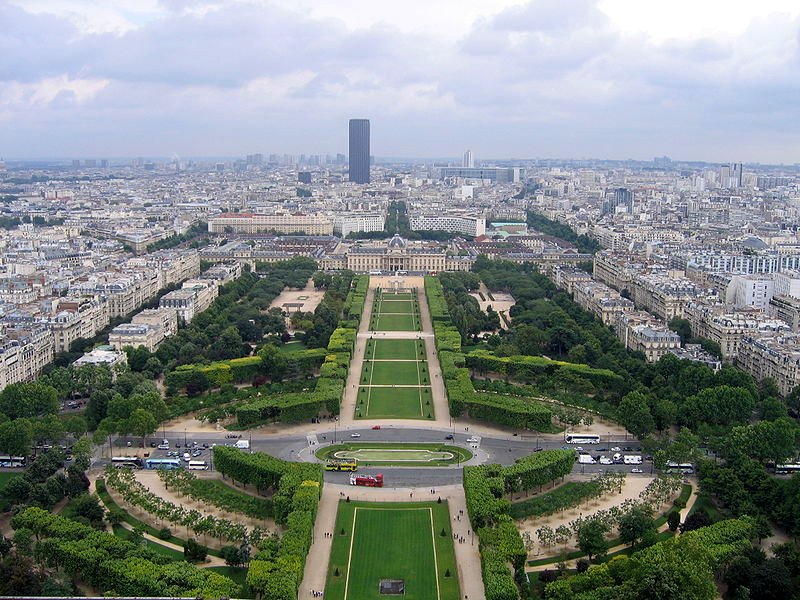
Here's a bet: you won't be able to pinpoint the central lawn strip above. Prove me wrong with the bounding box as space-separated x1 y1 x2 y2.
361 360 427 386
366 338 426 360
357 386 432 419
325 501 460 600
372 313 418 331
378 299 417 314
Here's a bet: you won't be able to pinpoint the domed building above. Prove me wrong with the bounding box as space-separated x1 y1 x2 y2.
318 235 473 273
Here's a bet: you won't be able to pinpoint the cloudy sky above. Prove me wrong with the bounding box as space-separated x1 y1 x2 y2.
2 0 799 162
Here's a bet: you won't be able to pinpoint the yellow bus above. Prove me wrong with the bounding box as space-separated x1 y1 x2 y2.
325 459 358 472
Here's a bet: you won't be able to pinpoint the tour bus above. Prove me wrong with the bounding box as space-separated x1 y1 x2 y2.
111 456 144 469
145 458 182 470
665 462 695 475
368 270 382 275
564 433 601 445
0 455 27 468
775 463 800 475
325 459 358 472
188 460 208 470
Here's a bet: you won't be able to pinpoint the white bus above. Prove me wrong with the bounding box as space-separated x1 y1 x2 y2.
665 462 694 475
111 456 143 469
0 455 26 468
564 433 601 445
775 463 800 475
188 460 208 470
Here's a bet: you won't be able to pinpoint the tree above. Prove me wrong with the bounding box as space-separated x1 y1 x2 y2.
618 391 656 438
681 385 756 427
577 518 610 561
668 317 692 343
667 511 681 532
220 545 242 567
681 508 712 533
0 383 58 419
257 344 289 382
185 371 210 397
125 408 157 447
124 346 152 372
0 420 32 456
618 503 656 548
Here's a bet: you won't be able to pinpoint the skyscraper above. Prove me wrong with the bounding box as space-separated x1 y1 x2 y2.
462 149 474 168
349 119 370 184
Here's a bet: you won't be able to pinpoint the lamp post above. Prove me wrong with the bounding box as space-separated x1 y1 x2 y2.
184 427 187 447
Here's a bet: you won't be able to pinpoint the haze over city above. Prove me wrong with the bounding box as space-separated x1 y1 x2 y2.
3 0 800 162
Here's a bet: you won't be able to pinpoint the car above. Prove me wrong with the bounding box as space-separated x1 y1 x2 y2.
623 446 633 452
445 434 454 440
469 443 479 449
157 443 169 450
371 425 381 430
182 453 191 462
202 443 209 448
350 433 361 438
191 450 202 457
631 468 644 473
150 442 157 448
467 436 480 443
597 447 607 452
611 447 621 452
599 456 612 465
175 443 181 449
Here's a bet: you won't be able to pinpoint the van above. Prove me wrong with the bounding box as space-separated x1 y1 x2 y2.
157 442 170 450
235 439 250 450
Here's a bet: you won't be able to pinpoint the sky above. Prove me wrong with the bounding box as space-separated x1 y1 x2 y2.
1 0 799 162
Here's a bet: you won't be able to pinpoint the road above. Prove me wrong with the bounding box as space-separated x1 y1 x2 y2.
101 426 644 486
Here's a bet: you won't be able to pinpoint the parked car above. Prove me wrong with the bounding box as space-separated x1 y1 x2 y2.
466 436 480 443
631 468 644 473
371 425 381 430
350 433 361 438
445 434 454 440
191 450 202 457
611 447 622 452
202 443 209 448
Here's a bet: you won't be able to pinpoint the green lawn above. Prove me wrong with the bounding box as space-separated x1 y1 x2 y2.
112 524 186 561
361 360 428 386
356 386 433 419
0 472 20 492
371 313 419 331
279 340 307 353
376 291 415 300
316 443 472 466
325 501 461 600
365 338 426 360
376 299 417 314
207 567 254 599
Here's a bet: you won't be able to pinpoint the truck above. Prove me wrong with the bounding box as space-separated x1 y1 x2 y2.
578 454 597 465
350 473 383 487
623 455 643 465
235 439 250 450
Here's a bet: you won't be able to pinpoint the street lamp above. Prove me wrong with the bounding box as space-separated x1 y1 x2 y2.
184 427 187 447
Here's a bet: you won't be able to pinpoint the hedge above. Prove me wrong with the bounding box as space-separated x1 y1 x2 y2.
214 448 322 598
344 275 369 321
424 276 451 322
465 350 624 393
166 348 328 391
464 450 575 600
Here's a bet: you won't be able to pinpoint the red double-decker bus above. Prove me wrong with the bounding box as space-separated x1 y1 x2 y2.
350 473 383 487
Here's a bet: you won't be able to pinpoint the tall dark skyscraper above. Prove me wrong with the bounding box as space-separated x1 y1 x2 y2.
348 118 370 184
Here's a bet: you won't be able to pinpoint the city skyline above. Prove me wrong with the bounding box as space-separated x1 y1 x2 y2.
2 0 799 162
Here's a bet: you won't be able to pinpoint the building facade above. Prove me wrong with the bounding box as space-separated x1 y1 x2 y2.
348 119 370 184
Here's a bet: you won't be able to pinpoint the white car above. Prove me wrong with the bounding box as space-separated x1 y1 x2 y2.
182 453 191 462
631 468 644 473
466 436 480 443
599 456 613 465
611 447 621 452
350 433 361 438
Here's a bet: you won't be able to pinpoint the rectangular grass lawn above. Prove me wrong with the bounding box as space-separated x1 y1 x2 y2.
361 360 427 386
356 386 433 419
366 338 425 361
376 291 415 300
377 299 417 314
371 313 419 331
325 501 461 600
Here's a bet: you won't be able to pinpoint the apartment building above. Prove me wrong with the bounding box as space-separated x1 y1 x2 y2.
554 267 593 294
49 296 110 353
572 281 634 325
630 274 714 321
159 280 218 324
736 334 800 396
207 212 334 235
331 213 385 237
108 323 164 352
132 307 178 339
614 311 681 362
769 295 800 331
0 325 54 389
409 213 486 237
727 274 774 309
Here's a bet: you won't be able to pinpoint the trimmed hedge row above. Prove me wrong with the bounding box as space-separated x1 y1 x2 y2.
465 349 624 392
344 275 369 321
213 447 322 599
464 450 574 600
234 335 353 426
424 276 451 322
166 348 328 391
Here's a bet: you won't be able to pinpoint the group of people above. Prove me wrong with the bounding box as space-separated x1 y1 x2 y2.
310 590 323 597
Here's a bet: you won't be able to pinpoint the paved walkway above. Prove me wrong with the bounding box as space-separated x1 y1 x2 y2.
340 286 376 426
299 483 485 600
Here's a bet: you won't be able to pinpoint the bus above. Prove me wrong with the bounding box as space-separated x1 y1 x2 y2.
665 462 695 475
325 459 358 472
775 463 800 475
111 457 143 469
188 460 208 470
145 458 182 470
0 455 27 468
564 433 601 445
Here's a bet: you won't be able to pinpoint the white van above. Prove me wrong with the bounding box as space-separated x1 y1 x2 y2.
188 461 208 470
235 439 250 450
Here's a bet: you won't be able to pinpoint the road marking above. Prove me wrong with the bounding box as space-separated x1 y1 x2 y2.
343 506 358 600
429 507 442 600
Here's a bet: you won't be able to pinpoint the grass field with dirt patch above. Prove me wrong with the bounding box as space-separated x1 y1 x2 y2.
325 501 460 600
